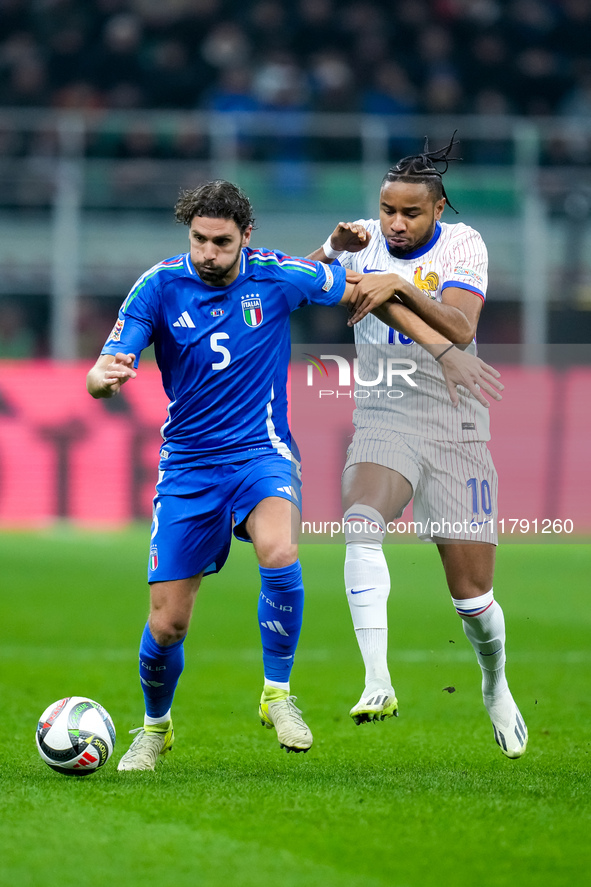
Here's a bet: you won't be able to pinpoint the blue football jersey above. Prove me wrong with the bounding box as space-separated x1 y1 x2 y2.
101 248 346 466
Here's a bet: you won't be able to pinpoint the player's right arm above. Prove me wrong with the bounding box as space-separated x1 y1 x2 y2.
87 352 137 398
87 264 160 399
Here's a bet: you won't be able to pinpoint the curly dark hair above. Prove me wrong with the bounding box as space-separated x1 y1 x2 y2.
174 180 256 231
382 132 462 213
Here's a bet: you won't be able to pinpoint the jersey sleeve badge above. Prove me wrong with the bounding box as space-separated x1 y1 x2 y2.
108 318 125 342
321 264 334 292
452 265 484 287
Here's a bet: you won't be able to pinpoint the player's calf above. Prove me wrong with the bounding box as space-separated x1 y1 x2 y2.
344 504 394 707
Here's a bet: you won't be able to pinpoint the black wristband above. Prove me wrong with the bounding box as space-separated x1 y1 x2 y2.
434 344 455 362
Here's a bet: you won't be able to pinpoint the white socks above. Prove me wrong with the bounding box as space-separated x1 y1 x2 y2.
345 539 392 690
144 708 172 727
452 589 509 699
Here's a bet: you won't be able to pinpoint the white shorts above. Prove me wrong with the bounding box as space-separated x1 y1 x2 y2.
344 427 498 543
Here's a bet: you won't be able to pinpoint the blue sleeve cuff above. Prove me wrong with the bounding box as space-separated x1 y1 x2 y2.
442 280 485 301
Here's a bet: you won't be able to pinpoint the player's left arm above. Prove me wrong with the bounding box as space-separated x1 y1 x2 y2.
347 276 481 343
340 277 443 341
342 284 502 407
338 273 468 340
319 272 501 407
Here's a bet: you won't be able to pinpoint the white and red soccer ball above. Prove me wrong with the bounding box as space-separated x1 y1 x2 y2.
36 696 116 776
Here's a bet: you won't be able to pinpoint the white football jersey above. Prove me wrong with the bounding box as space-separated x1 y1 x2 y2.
336 219 490 441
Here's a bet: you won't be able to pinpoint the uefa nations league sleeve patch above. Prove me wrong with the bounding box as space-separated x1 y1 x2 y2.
108 318 125 342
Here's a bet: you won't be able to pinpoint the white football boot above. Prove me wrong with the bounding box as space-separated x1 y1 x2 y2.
485 691 528 759
349 687 399 725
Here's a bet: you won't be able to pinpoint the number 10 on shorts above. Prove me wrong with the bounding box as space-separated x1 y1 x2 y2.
467 477 492 516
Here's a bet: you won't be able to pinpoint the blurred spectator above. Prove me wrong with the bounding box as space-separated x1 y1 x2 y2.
46 26 87 92
310 51 357 114
456 0 503 28
201 21 251 70
1 55 49 106
464 32 513 103
82 13 146 107
204 65 261 160
511 47 572 115
143 39 199 108
309 50 359 161
473 88 514 117
414 24 459 86
51 81 105 110
362 62 418 116
252 51 311 190
504 0 556 49
130 0 205 32
340 2 391 80
148 0 224 56
552 0 591 63
422 72 465 114
206 66 260 114
253 52 309 112
245 1 290 53
0 31 47 106
292 0 338 55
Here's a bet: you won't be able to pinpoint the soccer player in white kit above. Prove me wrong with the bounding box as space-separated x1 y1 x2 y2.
308 136 528 758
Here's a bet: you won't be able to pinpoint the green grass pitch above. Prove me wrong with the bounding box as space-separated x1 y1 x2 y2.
1 530 590 887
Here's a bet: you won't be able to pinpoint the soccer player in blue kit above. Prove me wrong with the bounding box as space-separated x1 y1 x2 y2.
87 180 502 770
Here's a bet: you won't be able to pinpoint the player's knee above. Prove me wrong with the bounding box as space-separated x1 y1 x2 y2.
448 580 493 601
257 540 298 569
149 614 188 646
344 504 386 545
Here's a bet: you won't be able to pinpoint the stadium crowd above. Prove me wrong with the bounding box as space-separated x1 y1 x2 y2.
1 0 591 122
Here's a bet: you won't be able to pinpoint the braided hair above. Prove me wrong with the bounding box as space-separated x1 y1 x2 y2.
382 132 461 213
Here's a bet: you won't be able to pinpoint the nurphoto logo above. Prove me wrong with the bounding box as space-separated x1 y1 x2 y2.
304 352 418 400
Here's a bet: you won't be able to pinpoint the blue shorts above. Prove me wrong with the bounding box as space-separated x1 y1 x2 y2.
147 454 302 582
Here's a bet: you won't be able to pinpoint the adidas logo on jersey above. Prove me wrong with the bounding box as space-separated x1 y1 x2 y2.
173 311 195 328
277 485 298 501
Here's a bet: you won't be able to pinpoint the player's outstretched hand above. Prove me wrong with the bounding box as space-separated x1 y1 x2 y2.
328 222 371 254
105 352 137 390
87 352 137 398
346 272 402 325
432 346 504 408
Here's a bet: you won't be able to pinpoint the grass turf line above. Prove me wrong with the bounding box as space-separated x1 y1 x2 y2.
1 530 590 887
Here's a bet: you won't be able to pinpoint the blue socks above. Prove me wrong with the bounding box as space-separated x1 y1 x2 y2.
138 562 304 714
258 561 305 686
138 622 185 719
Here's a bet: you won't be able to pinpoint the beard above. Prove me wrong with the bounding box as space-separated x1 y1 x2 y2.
193 243 243 285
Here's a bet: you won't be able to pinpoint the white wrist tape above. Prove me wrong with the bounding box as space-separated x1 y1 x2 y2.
322 236 343 260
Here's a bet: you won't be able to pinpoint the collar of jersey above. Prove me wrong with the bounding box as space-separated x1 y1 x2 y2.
384 221 442 261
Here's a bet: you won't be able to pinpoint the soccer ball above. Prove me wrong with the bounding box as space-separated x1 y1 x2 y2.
35 696 116 776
